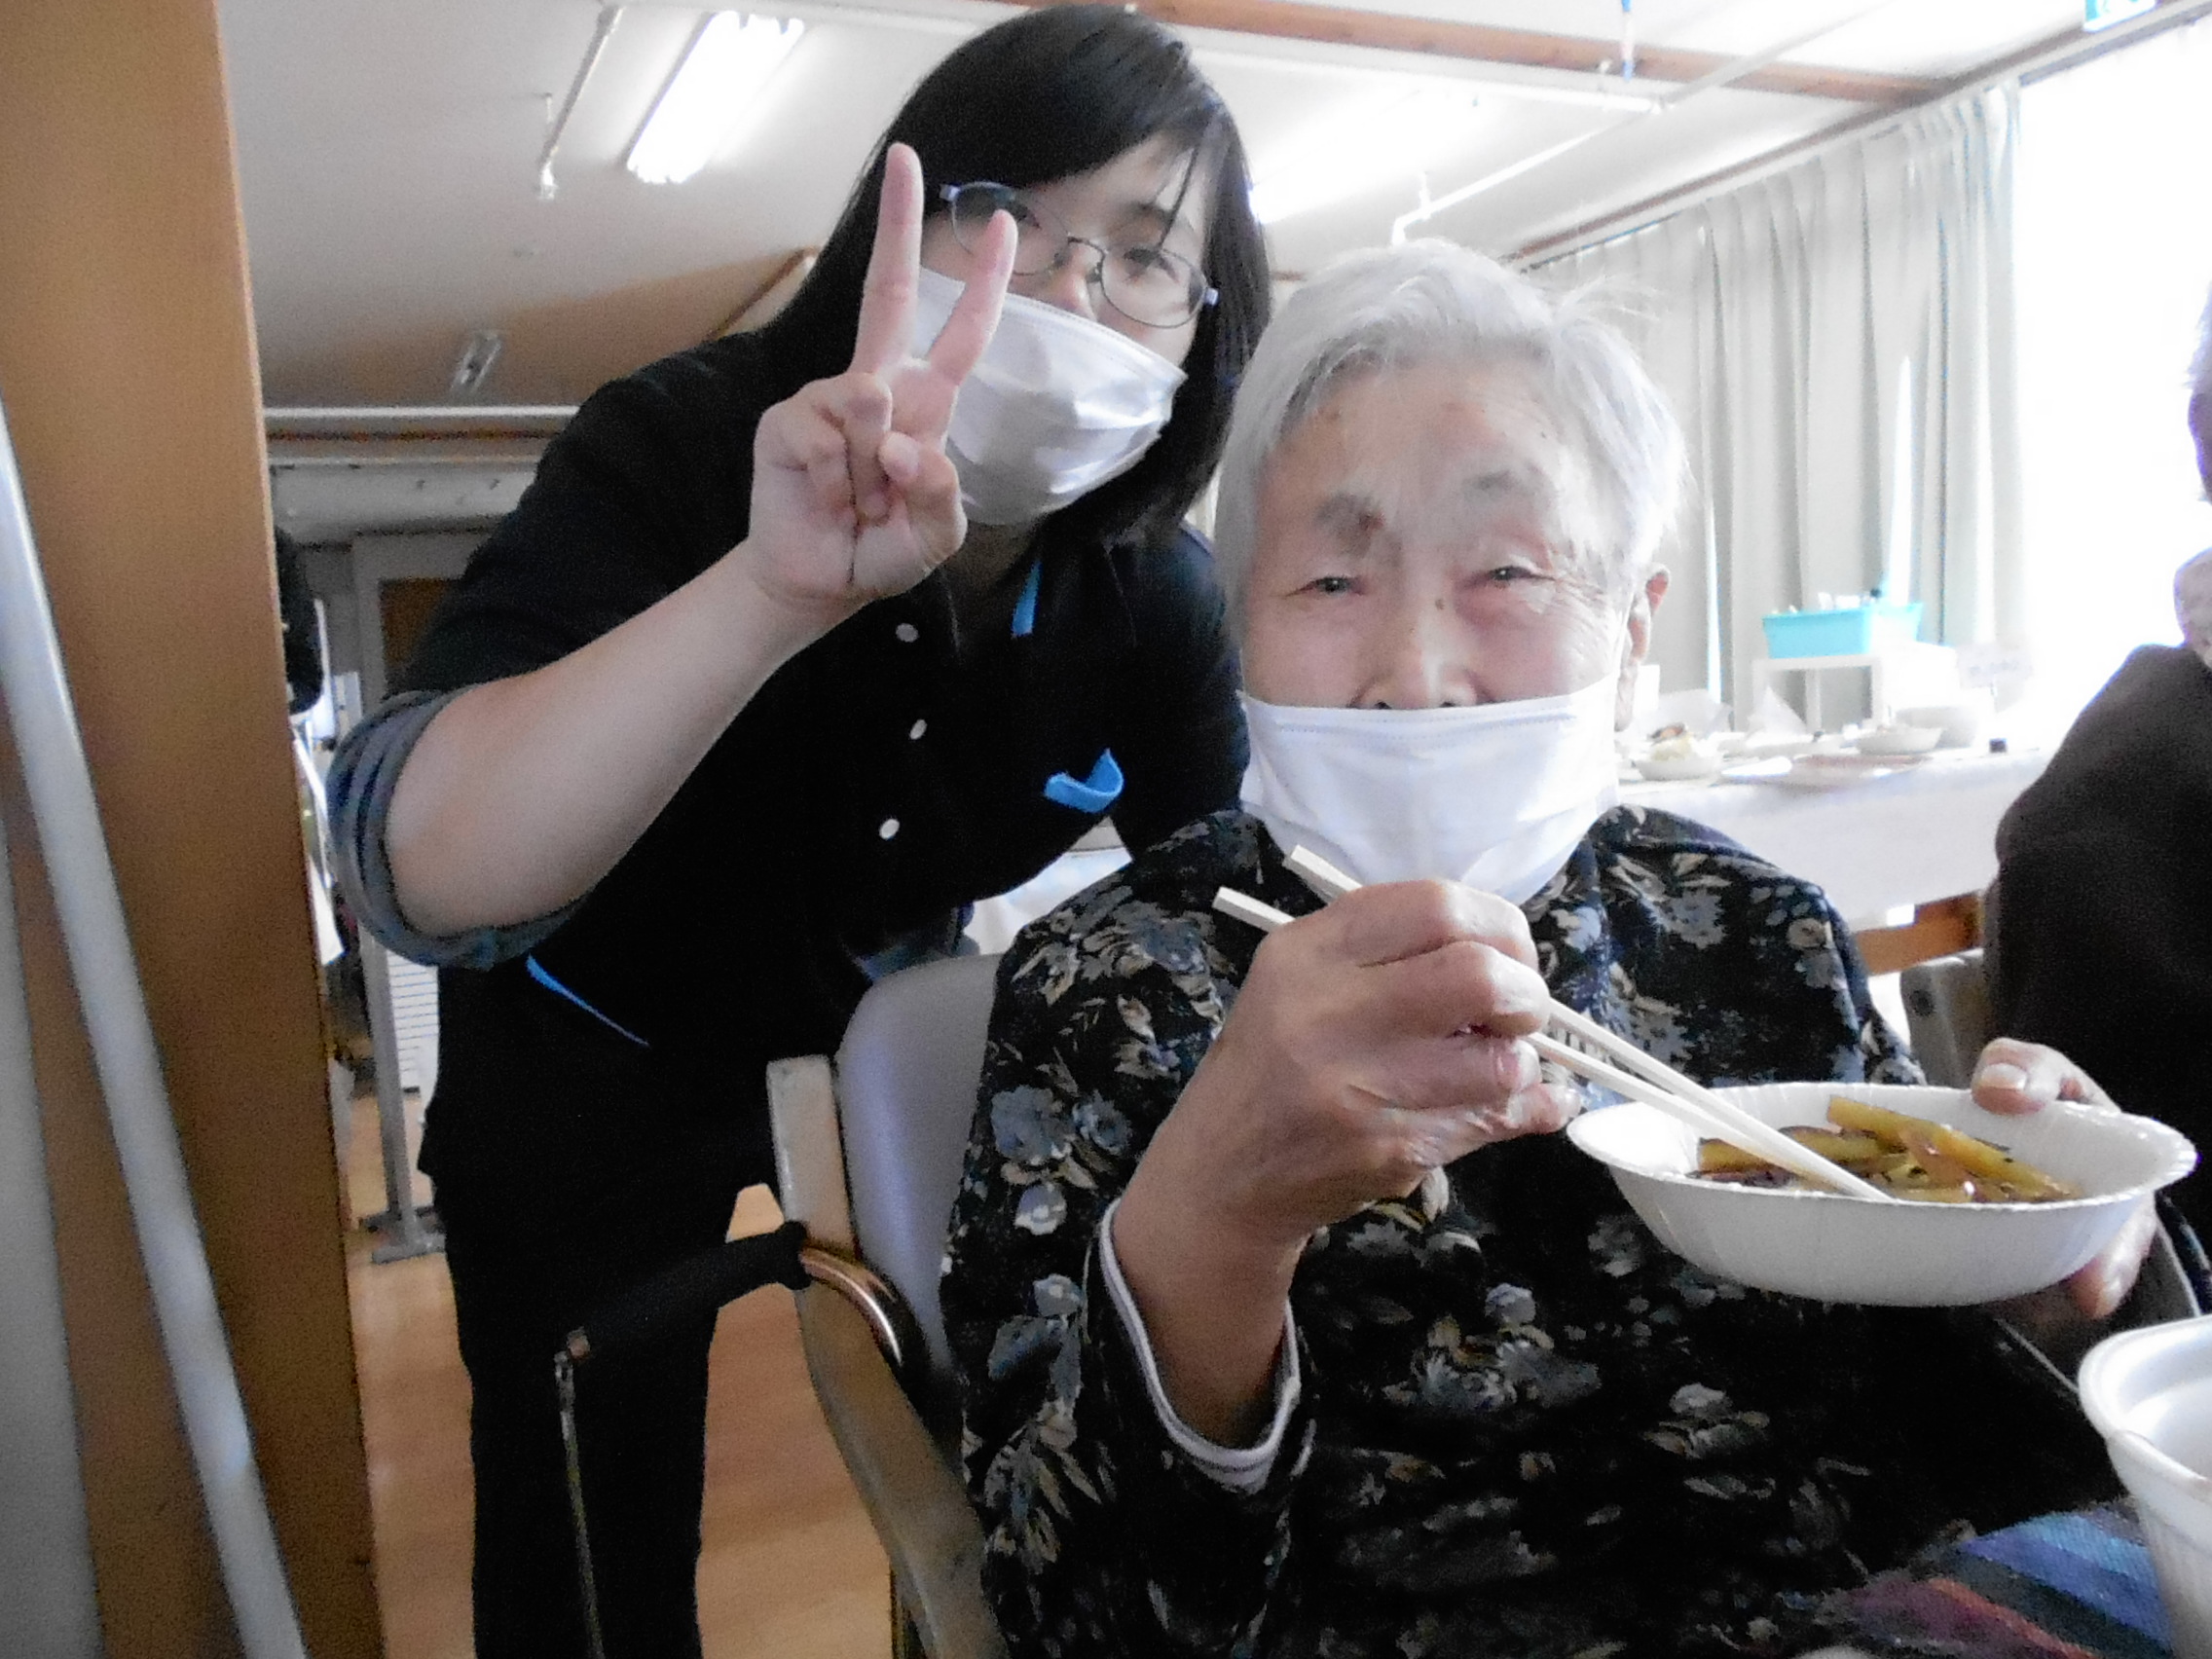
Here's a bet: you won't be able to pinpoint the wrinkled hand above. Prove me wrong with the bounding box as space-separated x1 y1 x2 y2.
1972 1037 2152 1320
1133 881 1582 1258
740 142 1014 628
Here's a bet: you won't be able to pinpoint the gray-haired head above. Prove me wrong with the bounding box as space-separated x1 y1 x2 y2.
2179 548 2212 664
1211 240 1684 621
2194 282 2212 406
2193 282 2212 500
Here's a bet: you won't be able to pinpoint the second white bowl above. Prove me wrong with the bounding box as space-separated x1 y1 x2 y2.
2082 1316 2212 1658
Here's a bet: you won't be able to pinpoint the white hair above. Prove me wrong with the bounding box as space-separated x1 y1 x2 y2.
1212 240 1685 616
2179 548 2212 657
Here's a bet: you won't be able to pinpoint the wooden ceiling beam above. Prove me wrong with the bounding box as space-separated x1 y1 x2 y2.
1009 0 1939 103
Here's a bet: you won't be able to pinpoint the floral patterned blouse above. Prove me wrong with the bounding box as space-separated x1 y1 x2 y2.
940 806 2111 1659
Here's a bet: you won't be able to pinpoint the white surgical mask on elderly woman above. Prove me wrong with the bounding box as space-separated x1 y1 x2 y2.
911 267 1185 526
1238 674 1621 904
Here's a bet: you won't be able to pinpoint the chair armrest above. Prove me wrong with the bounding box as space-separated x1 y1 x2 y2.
796 1284 1006 1659
1899 950 1993 1088
770 1055 857 1252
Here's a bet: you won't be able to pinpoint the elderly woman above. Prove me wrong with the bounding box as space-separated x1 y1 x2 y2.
940 242 2145 1659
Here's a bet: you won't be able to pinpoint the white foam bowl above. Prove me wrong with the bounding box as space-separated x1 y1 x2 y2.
1635 749 1724 782
2081 1315 2212 1658
1852 723 1945 756
1897 700 1990 750
1567 1082 2194 1306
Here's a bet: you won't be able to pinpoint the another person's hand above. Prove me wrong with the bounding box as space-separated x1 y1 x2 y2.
1130 881 1579 1262
1972 1037 2154 1320
742 142 1015 629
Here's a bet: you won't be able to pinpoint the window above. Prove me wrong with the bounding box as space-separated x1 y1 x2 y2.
2014 19 2212 727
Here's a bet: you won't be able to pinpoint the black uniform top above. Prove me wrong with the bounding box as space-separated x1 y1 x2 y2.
1994 642 2212 1234
329 328 1245 1216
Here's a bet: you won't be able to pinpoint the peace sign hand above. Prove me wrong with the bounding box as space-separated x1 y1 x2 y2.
741 142 1014 633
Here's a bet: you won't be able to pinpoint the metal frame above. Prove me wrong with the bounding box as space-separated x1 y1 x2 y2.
0 394 308 1656
800 1244 921 1379
342 532 477 1262
0 805 102 1657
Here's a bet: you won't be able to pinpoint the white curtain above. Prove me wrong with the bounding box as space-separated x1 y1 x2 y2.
1542 87 2022 715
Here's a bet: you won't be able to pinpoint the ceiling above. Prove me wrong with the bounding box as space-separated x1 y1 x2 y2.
222 0 2096 410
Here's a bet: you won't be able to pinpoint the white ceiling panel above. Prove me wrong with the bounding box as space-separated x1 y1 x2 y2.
218 0 2143 405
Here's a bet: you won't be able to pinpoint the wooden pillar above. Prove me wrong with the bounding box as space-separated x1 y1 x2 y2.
0 2 382 1656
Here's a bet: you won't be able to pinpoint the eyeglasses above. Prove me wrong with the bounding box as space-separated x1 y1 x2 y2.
940 181 1218 330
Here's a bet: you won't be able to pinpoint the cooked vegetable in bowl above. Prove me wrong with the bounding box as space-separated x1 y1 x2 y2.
1694 1094 2080 1202
1568 1082 2194 1305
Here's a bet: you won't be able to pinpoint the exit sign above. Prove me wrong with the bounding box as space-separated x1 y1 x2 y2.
2085 0 2157 30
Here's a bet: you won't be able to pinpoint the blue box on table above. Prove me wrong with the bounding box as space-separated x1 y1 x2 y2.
1760 603 1924 658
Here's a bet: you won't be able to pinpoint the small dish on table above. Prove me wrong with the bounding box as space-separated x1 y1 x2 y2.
1852 723 1945 756
1896 700 1991 750
1634 733 1725 782
1740 732 1818 759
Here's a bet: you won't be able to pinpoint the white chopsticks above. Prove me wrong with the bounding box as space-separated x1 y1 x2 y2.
1208 846 1897 1202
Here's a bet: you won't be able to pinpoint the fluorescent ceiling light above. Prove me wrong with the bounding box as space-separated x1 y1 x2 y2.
1249 89 1483 225
627 13 804 186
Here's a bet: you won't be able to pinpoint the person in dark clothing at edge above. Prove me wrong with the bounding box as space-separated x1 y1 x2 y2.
324 13 1271 1654
1995 284 2212 1240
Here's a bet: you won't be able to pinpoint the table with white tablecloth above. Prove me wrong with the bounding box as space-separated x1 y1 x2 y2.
962 748 2049 955
1620 747 2047 928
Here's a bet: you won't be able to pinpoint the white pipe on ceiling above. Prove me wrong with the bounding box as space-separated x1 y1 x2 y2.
1390 0 1908 243
538 2 626 201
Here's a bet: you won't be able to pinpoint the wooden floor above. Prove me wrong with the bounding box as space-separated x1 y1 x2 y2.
341 1093 890 1659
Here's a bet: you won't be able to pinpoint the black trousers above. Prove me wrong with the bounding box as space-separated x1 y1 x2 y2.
439 1146 746 1659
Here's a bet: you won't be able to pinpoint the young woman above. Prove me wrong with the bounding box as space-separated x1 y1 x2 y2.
327 11 1269 1654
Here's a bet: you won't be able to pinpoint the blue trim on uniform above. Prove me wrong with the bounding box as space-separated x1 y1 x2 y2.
1043 748 1124 814
526 954 649 1048
1011 559 1043 638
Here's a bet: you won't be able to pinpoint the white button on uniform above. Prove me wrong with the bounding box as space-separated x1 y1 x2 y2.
878 818 901 839
895 622 919 644
908 719 927 741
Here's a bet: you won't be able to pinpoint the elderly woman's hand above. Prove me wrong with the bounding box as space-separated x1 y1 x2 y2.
1156 881 1576 1246
1111 881 1580 1442
1972 1037 2155 1322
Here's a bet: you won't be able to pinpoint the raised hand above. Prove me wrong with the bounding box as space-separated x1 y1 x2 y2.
1144 880 1578 1253
1110 879 1580 1441
741 141 1015 627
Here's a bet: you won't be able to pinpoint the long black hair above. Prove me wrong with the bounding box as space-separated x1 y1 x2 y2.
759 5 1270 554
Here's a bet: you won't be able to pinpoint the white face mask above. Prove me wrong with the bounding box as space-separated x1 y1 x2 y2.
912 266 1186 527
1239 676 1622 905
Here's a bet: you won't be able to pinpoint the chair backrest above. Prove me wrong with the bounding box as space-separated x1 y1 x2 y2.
1899 949 1994 1088
834 953 1001 1392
